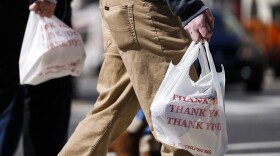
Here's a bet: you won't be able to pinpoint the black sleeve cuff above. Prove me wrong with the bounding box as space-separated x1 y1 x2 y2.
28 0 36 4
180 1 208 27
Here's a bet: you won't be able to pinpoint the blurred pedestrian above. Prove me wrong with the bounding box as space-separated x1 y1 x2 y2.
0 0 73 156
59 0 214 155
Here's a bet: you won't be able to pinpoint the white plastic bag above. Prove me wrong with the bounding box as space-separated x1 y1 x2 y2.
19 11 86 85
150 41 228 156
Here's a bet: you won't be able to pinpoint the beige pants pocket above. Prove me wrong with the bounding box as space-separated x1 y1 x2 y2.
103 4 138 50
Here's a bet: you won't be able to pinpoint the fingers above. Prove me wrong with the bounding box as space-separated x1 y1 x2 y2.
203 9 214 42
199 27 212 42
188 30 201 43
29 3 38 11
46 10 54 17
37 8 54 17
30 1 56 18
188 27 212 43
184 9 215 43
205 9 214 30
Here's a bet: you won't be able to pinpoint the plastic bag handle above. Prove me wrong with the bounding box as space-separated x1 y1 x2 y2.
202 40 228 155
197 43 211 77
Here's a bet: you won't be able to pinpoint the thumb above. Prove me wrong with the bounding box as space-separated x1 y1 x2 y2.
29 3 38 11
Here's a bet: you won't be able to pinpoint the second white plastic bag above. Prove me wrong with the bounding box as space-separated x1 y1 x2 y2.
19 11 86 85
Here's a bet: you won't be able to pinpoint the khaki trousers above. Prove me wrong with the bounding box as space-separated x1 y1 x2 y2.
59 0 196 155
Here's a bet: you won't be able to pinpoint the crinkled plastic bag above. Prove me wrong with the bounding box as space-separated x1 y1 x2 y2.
19 11 86 85
150 41 228 156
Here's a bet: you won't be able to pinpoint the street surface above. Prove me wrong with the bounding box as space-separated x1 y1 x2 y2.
15 69 280 156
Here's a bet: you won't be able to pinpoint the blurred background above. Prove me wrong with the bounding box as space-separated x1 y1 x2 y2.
71 0 280 93
15 0 280 155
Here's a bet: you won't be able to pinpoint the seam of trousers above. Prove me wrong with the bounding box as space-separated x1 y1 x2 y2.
89 90 135 156
145 2 165 54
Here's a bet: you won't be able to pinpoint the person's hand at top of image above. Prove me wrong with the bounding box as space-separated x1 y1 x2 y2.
29 0 57 18
185 9 214 43
166 0 214 43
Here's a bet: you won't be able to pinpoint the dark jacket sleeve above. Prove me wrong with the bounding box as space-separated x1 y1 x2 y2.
165 0 208 27
28 0 36 4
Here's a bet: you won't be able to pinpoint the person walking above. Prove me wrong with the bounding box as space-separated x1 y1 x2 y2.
0 0 73 156
59 0 214 155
